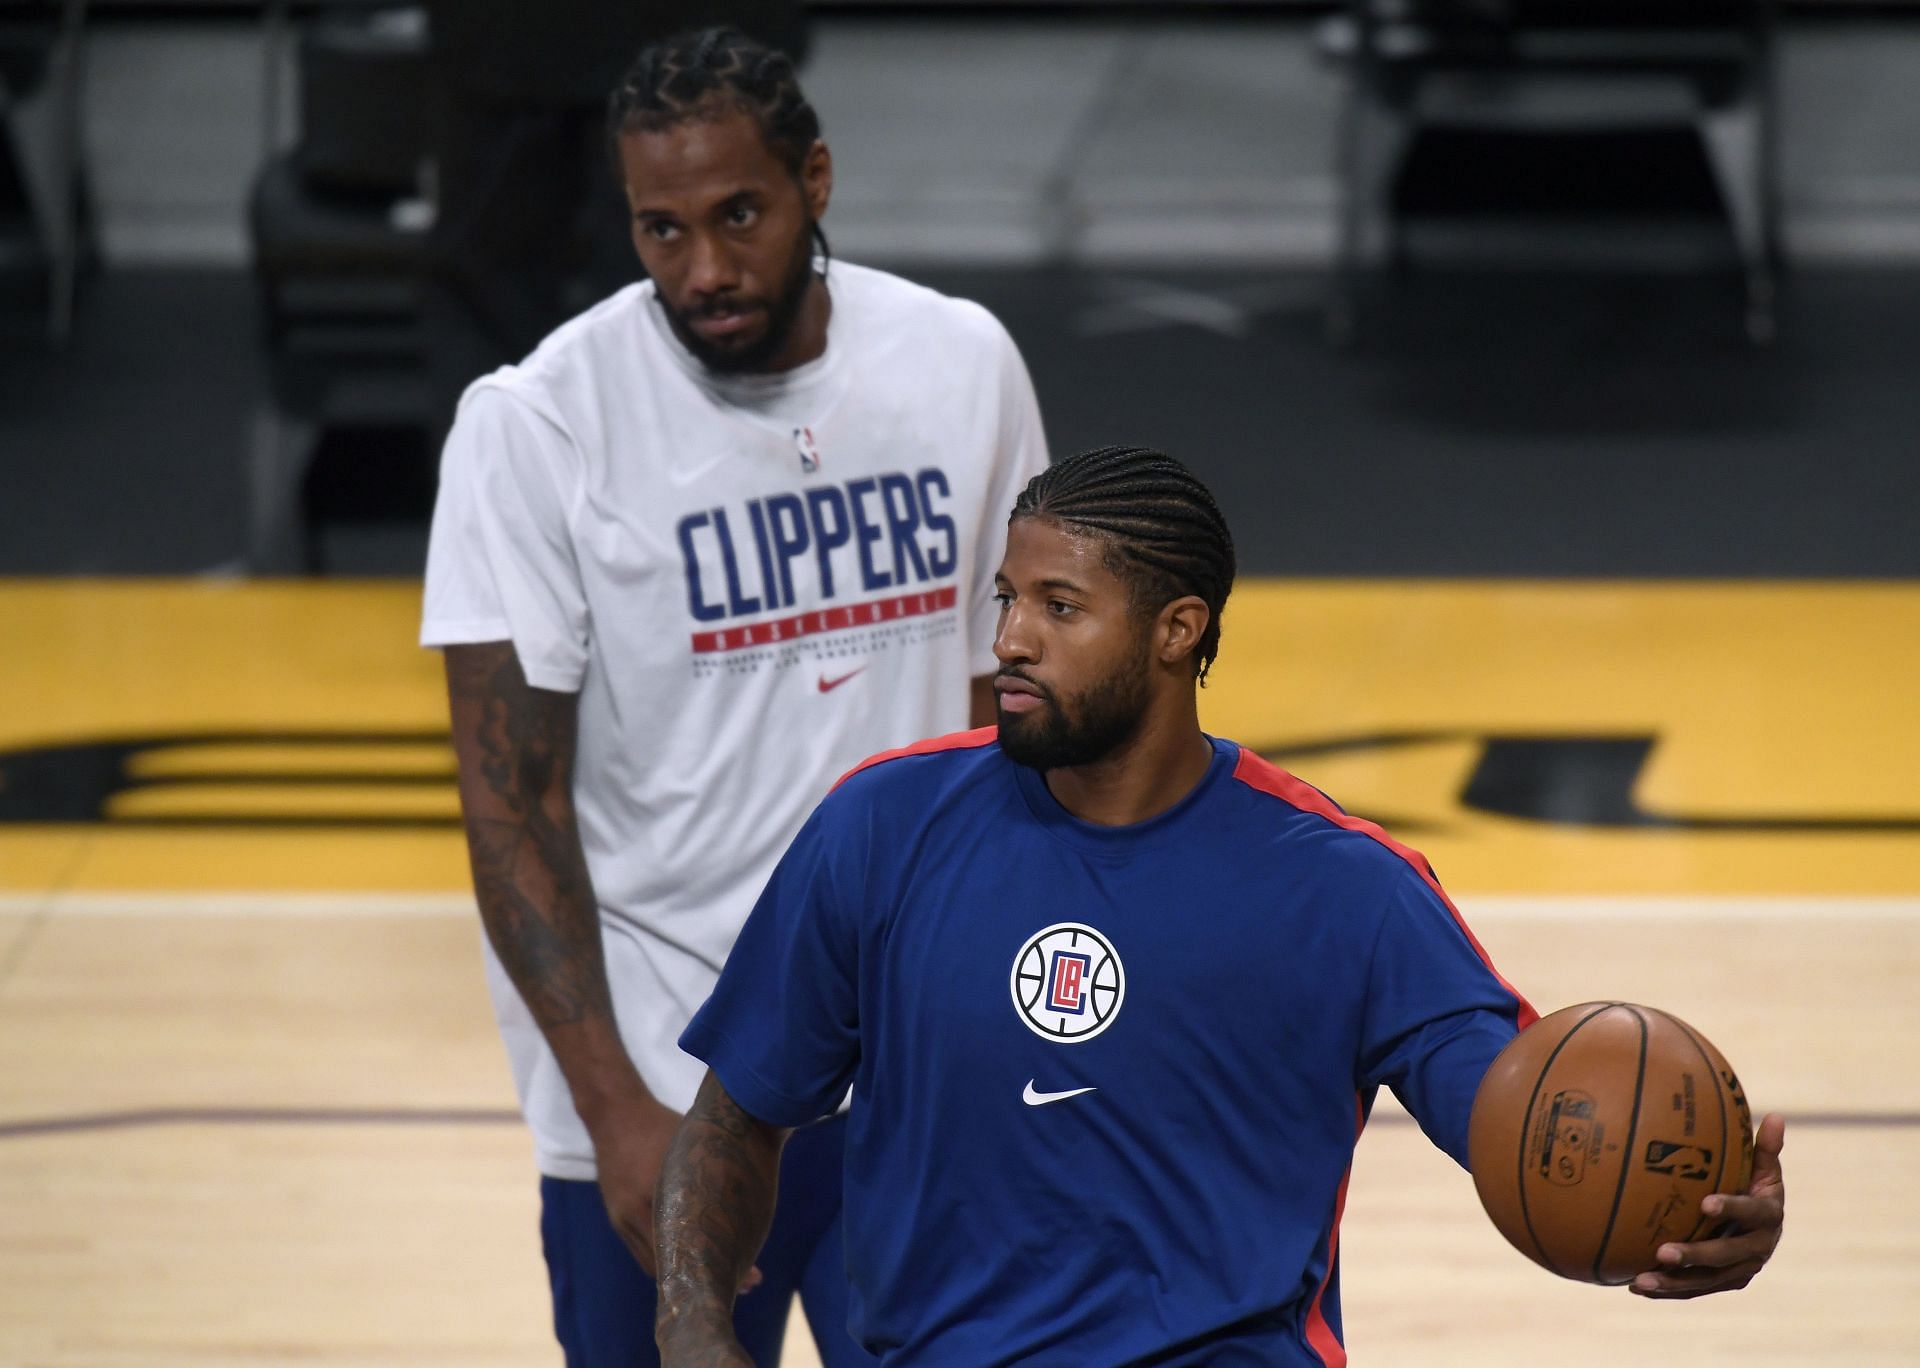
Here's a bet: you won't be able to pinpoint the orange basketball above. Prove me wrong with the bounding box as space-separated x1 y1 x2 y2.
1467 1002 1755 1285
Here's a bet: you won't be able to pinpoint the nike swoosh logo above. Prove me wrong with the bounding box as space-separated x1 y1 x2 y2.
1023 1080 1097 1107
818 668 866 693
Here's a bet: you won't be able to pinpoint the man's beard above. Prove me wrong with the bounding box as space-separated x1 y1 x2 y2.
996 646 1152 773
659 225 818 375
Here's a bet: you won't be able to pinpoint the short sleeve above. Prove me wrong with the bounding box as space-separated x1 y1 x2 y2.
678 792 867 1127
420 384 590 692
1358 868 1533 1168
967 319 1050 676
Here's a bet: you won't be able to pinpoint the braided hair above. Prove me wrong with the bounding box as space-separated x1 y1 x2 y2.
1013 447 1237 684
607 28 830 268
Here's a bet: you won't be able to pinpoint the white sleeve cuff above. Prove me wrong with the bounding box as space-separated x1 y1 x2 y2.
420 616 513 648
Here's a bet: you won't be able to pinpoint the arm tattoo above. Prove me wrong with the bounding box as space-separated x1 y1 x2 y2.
445 642 609 1029
655 1073 788 1354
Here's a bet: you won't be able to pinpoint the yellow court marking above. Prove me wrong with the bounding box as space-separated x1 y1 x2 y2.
0 579 1915 894
1202 581 1920 892
125 740 456 779
105 782 464 822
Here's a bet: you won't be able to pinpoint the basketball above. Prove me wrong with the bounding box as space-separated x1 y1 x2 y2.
1467 1002 1755 1285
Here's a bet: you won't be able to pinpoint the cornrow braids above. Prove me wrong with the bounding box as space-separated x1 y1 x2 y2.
1013 446 1238 684
608 28 830 267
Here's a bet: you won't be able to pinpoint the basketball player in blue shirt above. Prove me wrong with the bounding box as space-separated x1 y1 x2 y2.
653 447 1789 1366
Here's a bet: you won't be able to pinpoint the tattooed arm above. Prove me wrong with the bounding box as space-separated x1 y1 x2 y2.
444 640 682 1274
655 1071 791 1366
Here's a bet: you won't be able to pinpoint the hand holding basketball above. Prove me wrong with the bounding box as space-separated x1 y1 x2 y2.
1467 1001 1781 1290
1629 1111 1786 1299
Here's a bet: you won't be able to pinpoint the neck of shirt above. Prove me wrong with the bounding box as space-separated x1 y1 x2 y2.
642 266 843 419
1010 736 1237 855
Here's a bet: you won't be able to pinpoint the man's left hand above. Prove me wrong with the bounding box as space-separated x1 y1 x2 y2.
1630 1111 1785 1299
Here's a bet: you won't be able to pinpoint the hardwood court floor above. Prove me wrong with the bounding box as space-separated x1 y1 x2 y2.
3 899 1913 1366
2 581 1916 1365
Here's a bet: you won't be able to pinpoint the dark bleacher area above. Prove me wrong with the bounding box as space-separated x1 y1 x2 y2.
3 3 1918 578
4 261 1918 577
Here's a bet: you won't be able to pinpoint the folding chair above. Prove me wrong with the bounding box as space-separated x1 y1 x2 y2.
1324 0 1782 344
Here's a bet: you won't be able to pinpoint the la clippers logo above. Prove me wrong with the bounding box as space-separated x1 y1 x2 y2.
1010 923 1125 1043
1049 952 1089 1013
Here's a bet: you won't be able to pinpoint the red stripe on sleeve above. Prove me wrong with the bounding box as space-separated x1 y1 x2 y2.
1229 747 1538 1029
831 726 998 792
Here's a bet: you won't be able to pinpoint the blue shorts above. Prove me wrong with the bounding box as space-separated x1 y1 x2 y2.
539 1112 872 1368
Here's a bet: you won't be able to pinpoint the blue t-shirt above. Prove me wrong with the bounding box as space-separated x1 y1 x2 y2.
682 731 1535 1367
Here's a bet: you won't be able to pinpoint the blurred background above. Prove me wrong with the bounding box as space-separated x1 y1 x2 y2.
1 1 1916 1364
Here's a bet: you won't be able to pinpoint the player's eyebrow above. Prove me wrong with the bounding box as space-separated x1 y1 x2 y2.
993 573 1092 595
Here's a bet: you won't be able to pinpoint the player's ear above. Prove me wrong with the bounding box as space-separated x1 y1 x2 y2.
801 139 832 220
1156 596 1210 671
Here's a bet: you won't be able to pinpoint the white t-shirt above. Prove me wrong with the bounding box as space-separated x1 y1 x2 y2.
422 262 1049 1179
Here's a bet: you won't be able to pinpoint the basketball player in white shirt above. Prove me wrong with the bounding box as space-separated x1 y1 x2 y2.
421 29 1048 1368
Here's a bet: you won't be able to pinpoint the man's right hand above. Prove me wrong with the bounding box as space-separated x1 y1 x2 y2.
591 1092 768 1291
587 1091 684 1278
657 1320 755 1368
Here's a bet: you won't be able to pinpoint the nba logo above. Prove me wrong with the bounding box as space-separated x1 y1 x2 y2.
1047 951 1090 1015
795 426 822 474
